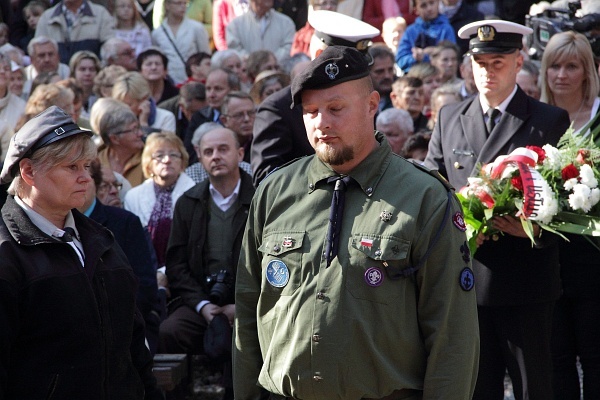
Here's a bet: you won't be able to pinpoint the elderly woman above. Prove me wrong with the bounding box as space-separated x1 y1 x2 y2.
91 97 146 187
137 48 179 104
112 71 176 134
540 30 600 399
0 106 162 398
124 132 194 267
69 50 101 117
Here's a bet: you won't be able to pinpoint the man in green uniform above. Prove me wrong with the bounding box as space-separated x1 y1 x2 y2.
233 46 479 400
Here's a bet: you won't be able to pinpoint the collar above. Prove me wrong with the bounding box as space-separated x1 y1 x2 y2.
82 197 97 217
251 8 272 21
53 0 93 17
307 131 392 197
14 195 80 240
479 84 518 115
209 178 241 211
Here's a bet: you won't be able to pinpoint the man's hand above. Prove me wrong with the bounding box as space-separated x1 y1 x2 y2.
221 304 236 326
201 303 221 323
492 215 540 238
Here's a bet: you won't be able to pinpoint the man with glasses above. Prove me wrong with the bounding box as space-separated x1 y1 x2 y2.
23 36 71 98
160 126 255 400
220 91 256 163
100 37 138 71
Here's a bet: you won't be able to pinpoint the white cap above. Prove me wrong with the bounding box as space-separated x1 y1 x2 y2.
309 10 380 52
458 20 533 55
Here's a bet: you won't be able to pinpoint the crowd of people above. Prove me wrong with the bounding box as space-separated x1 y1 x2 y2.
2 0 600 398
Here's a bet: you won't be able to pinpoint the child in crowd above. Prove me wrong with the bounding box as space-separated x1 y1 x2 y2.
20 1 48 54
395 0 456 74
114 0 153 56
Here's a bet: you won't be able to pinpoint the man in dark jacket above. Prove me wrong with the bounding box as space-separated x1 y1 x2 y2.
159 127 255 398
425 20 570 399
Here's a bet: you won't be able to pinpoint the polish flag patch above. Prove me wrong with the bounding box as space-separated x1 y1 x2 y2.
360 238 374 248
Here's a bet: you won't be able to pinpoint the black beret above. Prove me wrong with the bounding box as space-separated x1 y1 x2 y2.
290 46 370 109
0 106 92 184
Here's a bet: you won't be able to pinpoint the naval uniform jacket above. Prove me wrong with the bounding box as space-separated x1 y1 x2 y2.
0 196 162 399
250 86 314 186
234 133 479 400
425 86 570 306
166 170 255 311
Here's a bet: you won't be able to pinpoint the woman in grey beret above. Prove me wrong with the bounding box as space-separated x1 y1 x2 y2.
0 106 163 399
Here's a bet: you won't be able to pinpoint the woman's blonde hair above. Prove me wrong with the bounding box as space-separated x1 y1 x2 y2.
540 31 600 105
141 131 189 179
112 71 151 102
8 134 97 196
15 84 74 130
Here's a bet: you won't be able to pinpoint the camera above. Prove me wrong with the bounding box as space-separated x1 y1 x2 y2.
526 1 600 59
206 269 234 306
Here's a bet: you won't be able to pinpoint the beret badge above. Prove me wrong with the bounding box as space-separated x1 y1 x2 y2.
325 63 339 80
478 25 495 42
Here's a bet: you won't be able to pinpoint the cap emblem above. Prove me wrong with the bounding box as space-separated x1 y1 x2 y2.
477 25 496 42
325 63 339 80
356 39 370 51
54 127 66 135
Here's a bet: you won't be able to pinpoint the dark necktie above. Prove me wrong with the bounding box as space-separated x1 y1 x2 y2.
324 175 353 267
486 108 501 136
60 227 77 242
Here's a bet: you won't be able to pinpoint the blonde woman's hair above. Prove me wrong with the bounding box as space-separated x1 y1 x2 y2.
15 84 74 130
8 134 97 196
540 31 600 105
141 131 189 178
112 71 151 101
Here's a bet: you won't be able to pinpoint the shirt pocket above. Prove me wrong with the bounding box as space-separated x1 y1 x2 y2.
345 234 411 305
258 230 305 296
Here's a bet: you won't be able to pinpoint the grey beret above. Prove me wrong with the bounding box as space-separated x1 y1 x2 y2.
0 106 92 184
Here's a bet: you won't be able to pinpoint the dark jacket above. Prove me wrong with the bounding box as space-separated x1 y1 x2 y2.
89 200 162 352
166 170 255 309
250 86 314 186
0 196 163 400
425 87 570 306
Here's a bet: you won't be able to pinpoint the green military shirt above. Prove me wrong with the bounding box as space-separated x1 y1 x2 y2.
234 132 479 400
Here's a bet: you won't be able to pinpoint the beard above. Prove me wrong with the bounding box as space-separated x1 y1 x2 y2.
315 143 354 166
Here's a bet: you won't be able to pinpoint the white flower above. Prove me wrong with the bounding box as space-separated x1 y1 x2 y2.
564 178 579 191
579 164 598 188
569 184 596 212
542 144 563 170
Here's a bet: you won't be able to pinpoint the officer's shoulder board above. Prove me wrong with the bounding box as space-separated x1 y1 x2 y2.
409 160 454 192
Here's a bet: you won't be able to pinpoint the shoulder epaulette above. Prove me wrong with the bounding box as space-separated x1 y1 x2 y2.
410 160 454 192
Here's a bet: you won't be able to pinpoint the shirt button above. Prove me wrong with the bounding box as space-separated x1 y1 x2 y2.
273 244 281 252
312 334 321 342
309 183 314 190
366 187 373 195
316 292 325 300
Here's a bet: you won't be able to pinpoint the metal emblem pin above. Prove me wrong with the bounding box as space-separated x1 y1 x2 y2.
380 210 392 222
325 63 339 80
478 25 495 42
282 237 294 248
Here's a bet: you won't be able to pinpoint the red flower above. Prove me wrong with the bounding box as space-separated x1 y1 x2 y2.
562 163 580 181
576 149 590 165
526 145 546 164
511 175 523 191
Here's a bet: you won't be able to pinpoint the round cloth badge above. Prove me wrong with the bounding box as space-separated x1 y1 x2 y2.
266 260 290 288
453 211 467 232
459 267 475 291
364 267 384 287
